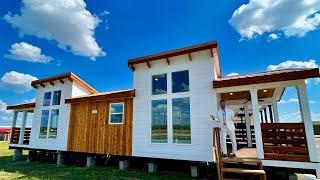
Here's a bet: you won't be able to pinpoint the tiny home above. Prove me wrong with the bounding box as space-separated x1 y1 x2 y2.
6 41 320 178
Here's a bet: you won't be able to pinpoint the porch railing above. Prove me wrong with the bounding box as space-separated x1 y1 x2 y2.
10 127 31 145
227 123 255 146
261 123 309 162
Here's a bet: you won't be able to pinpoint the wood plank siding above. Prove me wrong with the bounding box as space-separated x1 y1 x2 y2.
67 97 133 156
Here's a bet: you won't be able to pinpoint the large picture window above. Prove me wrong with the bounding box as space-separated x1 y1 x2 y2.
49 109 59 138
151 99 167 143
172 70 189 93
172 97 191 144
109 103 124 124
52 90 61 105
39 110 49 138
43 92 52 106
152 74 167 95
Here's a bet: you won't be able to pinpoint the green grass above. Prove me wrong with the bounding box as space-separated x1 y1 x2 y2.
0 142 190 180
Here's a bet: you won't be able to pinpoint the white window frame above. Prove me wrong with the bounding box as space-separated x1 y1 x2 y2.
39 90 62 139
109 102 125 125
150 69 191 144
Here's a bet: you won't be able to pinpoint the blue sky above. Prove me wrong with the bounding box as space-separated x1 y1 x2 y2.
0 0 320 126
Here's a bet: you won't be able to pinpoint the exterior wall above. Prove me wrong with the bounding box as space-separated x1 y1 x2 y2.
67 98 133 156
29 80 93 151
132 49 218 162
29 81 73 151
72 82 92 97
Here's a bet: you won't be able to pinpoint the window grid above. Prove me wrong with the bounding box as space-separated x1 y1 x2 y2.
151 70 191 144
109 102 124 124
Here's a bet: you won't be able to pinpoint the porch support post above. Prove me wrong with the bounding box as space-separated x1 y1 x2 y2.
250 89 264 159
244 104 253 147
19 111 27 145
268 105 273 123
272 101 280 123
11 111 18 127
260 111 264 123
296 82 318 162
263 108 268 123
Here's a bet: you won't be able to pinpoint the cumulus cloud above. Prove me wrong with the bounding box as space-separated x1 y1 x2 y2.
0 99 11 114
229 0 320 40
0 71 38 93
4 0 106 60
24 97 36 103
5 42 53 63
279 98 316 104
267 60 319 71
226 72 240 77
268 33 279 41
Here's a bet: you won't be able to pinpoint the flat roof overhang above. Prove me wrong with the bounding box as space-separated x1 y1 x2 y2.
213 68 320 89
65 89 135 104
128 41 218 71
7 102 36 110
31 72 97 94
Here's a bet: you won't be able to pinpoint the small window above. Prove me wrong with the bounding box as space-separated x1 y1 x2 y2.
109 103 124 124
172 70 189 93
39 110 49 138
52 91 61 105
172 97 191 144
43 92 52 106
151 99 167 143
152 74 167 95
49 109 59 138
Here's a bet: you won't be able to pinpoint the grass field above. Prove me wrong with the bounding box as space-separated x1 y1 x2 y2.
0 142 190 180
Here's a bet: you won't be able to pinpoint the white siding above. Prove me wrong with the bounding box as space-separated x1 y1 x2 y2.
29 81 73 151
132 50 219 162
71 82 92 97
29 80 93 151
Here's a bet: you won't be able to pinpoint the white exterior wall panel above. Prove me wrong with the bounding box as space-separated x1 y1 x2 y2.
29 81 73 151
132 50 219 162
29 80 93 151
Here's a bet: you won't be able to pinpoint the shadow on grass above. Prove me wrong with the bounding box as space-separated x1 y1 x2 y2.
0 155 190 180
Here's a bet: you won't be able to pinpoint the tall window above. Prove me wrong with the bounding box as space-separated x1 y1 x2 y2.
151 99 167 143
49 109 59 138
109 103 124 124
172 70 189 93
152 74 167 95
52 91 61 105
43 92 52 106
172 97 191 144
39 110 49 138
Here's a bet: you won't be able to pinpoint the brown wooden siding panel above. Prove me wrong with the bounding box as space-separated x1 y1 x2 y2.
67 98 133 156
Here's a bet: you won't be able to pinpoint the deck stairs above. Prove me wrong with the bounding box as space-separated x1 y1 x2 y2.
219 157 266 180
214 128 267 180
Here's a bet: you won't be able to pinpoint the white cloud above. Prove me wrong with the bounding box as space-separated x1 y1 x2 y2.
4 0 106 60
226 72 240 77
267 60 319 71
5 42 53 63
279 111 301 122
279 98 316 104
0 99 11 114
0 71 37 93
0 115 12 122
279 98 299 104
24 97 36 103
229 0 320 40
268 33 279 41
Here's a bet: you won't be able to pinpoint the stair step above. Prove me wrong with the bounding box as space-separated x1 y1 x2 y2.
222 157 262 164
221 167 266 175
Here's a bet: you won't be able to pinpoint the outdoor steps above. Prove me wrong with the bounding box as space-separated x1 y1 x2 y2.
221 167 266 175
220 157 267 180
